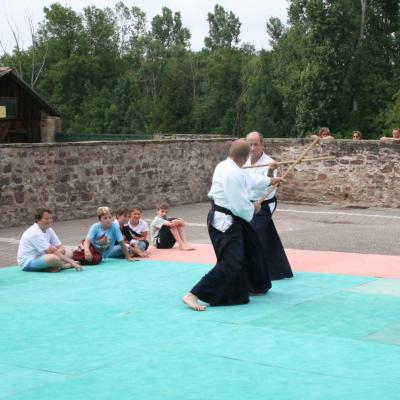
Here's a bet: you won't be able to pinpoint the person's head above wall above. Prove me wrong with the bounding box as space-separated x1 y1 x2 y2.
319 127 333 139
352 131 362 140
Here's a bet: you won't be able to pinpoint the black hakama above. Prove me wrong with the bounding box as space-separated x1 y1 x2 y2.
191 203 271 306
251 198 293 280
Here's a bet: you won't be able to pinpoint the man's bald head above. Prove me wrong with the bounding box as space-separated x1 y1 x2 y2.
246 131 264 143
229 139 250 166
246 131 265 162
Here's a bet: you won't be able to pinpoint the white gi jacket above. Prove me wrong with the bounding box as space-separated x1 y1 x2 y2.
244 152 277 213
208 157 271 232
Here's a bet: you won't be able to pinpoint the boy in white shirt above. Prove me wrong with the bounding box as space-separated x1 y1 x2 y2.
124 206 149 252
113 206 148 258
150 202 194 250
17 208 81 272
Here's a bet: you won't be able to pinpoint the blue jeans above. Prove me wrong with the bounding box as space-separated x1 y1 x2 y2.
137 240 148 251
107 245 125 259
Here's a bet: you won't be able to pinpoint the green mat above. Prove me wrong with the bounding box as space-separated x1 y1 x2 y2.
1 260 400 400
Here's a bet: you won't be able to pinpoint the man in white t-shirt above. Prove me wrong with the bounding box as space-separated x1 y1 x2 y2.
17 208 81 272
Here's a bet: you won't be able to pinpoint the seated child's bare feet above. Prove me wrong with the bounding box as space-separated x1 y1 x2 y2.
71 261 83 271
182 293 206 311
61 261 82 271
179 243 195 251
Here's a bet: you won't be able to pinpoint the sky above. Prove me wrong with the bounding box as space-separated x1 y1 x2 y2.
0 0 289 54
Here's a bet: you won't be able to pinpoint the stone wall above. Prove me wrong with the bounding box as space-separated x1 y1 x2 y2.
0 139 232 228
264 139 399 207
0 138 399 228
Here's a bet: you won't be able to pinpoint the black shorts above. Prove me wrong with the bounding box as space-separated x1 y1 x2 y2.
155 225 176 249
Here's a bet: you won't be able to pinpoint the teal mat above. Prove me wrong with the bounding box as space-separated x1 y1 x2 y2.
1 260 400 400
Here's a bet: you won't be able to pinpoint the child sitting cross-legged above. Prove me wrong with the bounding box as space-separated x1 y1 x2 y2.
150 202 195 251
114 206 148 258
84 206 136 262
122 206 150 255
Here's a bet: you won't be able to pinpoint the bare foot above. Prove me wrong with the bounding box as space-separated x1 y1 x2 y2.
61 261 82 271
182 293 206 311
71 261 83 271
179 243 195 251
138 250 149 258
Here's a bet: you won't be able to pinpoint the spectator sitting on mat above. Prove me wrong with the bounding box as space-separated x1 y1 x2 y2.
84 206 135 262
150 202 195 250
114 206 148 258
123 206 150 255
17 208 81 272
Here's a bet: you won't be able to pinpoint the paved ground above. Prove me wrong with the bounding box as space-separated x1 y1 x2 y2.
1 202 400 268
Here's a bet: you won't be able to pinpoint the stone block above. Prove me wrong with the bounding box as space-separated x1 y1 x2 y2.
55 184 72 194
3 164 12 173
14 189 24 204
0 177 10 186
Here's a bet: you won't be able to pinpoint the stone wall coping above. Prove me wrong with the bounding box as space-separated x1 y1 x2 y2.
1 137 399 149
0 137 235 148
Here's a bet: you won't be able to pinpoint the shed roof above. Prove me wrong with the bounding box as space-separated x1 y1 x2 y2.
0 67 61 117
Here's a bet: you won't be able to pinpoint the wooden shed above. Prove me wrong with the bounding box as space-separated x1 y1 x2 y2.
0 67 61 143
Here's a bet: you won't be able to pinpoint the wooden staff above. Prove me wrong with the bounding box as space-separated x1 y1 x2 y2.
257 135 321 203
243 155 336 169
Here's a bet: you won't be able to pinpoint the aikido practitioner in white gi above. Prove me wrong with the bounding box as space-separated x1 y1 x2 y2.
182 139 284 311
244 131 293 280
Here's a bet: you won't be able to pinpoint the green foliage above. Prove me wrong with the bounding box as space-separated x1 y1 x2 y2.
204 4 241 50
1 0 400 139
38 3 85 60
151 7 191 49
192 48 243 134
379 89 400 130
241 51 290 136
156 50 194 132
273 0 400 138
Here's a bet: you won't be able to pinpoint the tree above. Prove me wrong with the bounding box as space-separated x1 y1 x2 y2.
241 51 289 136
151 7 191 49
266 17 286 47
75 74 149 134
266 0 400 137
156 50 194 132
204 4 241 50
83 5 119 59
37 3 86 61
192 48 243 134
